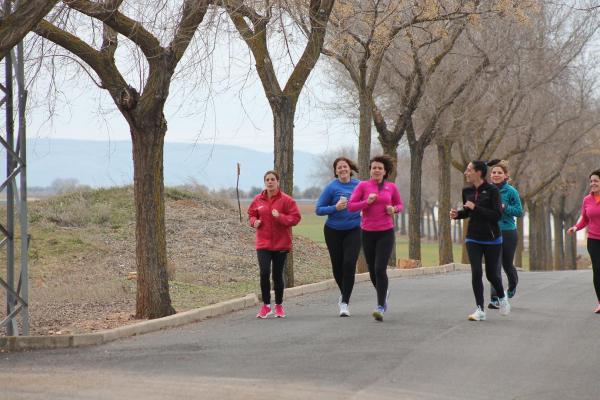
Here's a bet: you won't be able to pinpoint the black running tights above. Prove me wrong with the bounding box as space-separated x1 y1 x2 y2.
362 229 395 308
257 249 287 305
466 242 504 309
587 238 600 302
324 225 361 304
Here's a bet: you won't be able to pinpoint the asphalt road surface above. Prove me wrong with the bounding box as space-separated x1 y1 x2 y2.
2 270 599 400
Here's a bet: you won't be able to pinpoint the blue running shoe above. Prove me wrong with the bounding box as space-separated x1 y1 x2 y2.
507 288 516 298
372 306 385 322
383 289 390 312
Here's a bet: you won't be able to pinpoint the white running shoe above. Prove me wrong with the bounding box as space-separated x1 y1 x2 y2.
339 302 350 317
499 296 511 316
468 306 486 321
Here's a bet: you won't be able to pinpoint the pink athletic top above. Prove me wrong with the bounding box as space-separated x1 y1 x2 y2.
348 179 403 231
574 193 600 240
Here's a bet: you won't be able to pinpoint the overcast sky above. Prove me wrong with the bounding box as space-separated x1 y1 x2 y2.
24 32 360 156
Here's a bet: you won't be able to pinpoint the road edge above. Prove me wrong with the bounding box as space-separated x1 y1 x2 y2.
1 263 469 352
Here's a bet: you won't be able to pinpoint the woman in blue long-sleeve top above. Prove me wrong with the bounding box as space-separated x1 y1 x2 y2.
315 157 361 317
488 160 523 309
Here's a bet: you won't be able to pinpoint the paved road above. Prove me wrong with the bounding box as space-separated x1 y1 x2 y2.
1 270 599 400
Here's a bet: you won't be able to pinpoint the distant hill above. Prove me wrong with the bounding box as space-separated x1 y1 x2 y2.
20 138 318 190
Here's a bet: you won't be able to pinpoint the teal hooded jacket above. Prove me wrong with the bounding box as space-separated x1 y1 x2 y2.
497 182 522 231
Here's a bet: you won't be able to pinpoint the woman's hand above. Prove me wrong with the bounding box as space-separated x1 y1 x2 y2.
449 209 458 219
566 226 577 235
335 196 348 211
367 193 378 204
464 201 475 210
271 209 280 218
253 220 261 228
386 205 395 215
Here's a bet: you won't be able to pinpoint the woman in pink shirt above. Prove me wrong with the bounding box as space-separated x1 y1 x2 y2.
348 155 403 321
567 169 600 313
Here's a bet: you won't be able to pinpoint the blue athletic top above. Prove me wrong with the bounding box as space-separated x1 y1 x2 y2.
315 178 361 230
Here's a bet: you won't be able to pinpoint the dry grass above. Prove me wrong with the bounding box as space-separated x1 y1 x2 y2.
0 186 330 336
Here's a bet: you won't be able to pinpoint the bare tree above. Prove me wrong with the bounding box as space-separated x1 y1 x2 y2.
218 0 335 286
372 15 493 261
33 0 215 318
321 0 476 177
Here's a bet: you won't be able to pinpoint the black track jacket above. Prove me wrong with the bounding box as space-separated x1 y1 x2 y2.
455 181 502 241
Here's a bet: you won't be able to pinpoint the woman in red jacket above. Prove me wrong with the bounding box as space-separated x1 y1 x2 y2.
248 170 301 319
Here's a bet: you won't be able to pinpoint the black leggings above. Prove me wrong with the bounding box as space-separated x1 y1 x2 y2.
490 229 519 300
257 250 288 305
587 238 600 302
362 229 395 307
466 242 504 309
324 226 361 304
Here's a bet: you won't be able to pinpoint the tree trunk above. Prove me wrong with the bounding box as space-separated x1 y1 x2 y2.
437 140 456 265
553 208 565 270
564 213 578 269
408 147 424 260
272 96 297 287
357 90 372 180
400 209 407 235
529 200 550 271
544 204 553 270
423 204 433 240
528 201 539 270
516 216 525 269
131 121 175 319
431 205 438 240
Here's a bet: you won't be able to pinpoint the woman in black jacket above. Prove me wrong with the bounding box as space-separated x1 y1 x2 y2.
450 161 511 321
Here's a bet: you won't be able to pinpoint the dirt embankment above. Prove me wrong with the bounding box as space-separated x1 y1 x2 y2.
0 187 330 336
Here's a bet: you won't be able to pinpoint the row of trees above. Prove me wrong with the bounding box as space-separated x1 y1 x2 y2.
2 0 599 319
315 1 600 270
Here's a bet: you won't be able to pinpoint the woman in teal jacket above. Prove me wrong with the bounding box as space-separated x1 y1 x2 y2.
488 160 523 308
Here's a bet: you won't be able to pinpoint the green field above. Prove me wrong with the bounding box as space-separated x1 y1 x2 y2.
293 211 463 267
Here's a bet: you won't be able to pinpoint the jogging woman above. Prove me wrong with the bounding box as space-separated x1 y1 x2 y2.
316 157 361 317
567 169 600 314
348 155 403 322
487 160 523 309
450 161 510 321
248 171 301 319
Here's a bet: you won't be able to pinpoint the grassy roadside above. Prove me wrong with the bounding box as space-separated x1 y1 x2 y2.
1 187 334 335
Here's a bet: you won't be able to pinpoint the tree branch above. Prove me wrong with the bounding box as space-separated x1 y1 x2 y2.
0 0 59 60
170 0 212 63
64 0 162 60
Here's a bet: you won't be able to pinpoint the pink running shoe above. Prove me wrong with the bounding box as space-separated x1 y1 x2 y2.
274 304 286 318
256 304 272 319
594 304 600 314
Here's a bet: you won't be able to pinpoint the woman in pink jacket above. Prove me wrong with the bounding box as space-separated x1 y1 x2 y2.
567 169 600 313
348 155 403 322
248 171 301 319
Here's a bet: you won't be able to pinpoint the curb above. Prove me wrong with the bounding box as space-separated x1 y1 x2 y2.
1 263 469 352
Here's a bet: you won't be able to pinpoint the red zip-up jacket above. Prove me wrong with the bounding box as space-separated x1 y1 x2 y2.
247 190 301 251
